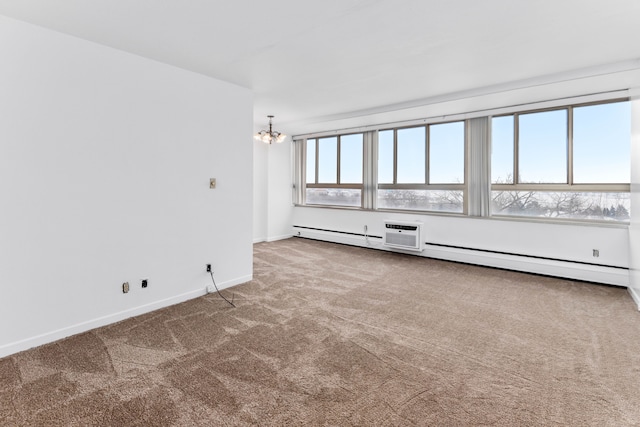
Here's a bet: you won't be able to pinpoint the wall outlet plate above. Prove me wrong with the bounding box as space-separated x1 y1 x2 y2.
122 282 130 293
141 279 148 288
209 178 216 189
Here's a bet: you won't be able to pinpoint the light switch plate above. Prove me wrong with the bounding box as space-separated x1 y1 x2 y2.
209 178 216 189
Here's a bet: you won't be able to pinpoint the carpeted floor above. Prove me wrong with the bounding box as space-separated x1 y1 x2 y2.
1 237 640 426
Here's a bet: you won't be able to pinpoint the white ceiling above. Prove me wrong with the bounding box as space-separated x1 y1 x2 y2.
1 0 639 134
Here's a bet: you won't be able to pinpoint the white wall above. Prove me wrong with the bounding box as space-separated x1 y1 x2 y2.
629 90 640 308
253 141 268 242
267 138 293 241
252 137 293 242
0 15 253 357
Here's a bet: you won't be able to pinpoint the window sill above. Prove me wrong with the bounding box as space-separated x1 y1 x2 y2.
293 204 630 228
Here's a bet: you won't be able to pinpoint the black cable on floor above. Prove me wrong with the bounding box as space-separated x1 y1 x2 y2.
208 270 236 307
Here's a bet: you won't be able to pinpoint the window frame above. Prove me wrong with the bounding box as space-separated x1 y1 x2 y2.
377 120 467 214
304 133 365 208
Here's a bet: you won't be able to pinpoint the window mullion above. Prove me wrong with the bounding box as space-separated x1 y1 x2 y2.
425 125 430 185
393 130 398 184
514 113 519 184
568 107 573 185
314 139 319 184
298 139 305 205
336 136 341 184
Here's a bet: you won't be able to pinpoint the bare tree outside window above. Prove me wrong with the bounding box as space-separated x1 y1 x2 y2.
492 190 629 221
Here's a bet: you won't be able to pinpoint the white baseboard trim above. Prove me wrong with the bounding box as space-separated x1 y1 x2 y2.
254 234 292 244
214 274 253 291
0 275 252 359
423 244 629 287
628 287 640 311
266 234 293 242
295 228 370 248
295 228 629 287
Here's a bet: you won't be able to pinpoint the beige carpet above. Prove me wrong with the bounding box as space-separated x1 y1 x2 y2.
1 237 640 426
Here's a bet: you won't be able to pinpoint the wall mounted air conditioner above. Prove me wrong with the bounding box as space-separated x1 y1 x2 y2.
383 220 424 252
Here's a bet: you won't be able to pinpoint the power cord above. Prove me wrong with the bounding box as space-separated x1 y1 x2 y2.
363 225 383 247
208 270 236 307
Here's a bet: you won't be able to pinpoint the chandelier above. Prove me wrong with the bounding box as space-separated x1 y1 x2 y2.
254 115 286 144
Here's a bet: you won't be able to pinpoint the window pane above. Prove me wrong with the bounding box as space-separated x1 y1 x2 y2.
378 130 394 184
491 191 629 222
397 127 426 183
491 116 514 184
519 109 567 183
573 102 630 184
317 137 337 183
429 121 465 184
378 189 463 213
340 133 363 184
306 188 361 207
306 139 316 184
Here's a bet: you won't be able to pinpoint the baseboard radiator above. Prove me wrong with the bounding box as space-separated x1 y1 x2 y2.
291 225 629 287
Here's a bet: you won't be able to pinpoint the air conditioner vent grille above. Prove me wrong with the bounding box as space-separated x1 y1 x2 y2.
386 233 417 248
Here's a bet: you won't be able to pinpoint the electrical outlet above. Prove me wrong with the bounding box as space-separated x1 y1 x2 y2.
122 282 130 293
209 178 216 189
593 249 600 258
206 264 212 273
141 279 148 288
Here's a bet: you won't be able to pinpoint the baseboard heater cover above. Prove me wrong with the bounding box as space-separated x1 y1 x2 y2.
292 225 628 287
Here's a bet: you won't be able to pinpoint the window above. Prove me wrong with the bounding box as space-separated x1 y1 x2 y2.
573 102 630 184
396 127 426 183
491 100 630 221
305 134 363 207
377 121 465 213
491 116 514 184
294 97 630 223
518 109 567 184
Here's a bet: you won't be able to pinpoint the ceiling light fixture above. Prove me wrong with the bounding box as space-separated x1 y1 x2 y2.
254 115 286 144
